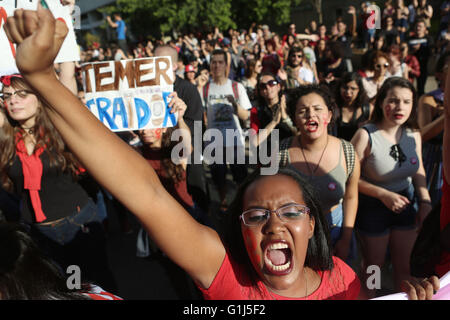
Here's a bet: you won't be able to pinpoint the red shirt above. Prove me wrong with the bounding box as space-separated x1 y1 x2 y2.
83 285 123 300
436 174 450 277
198 252 360 300
142 148 194 210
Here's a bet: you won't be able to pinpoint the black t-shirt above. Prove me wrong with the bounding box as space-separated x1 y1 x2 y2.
7 152 89 224
173 76 207 203
174 76 204 138
384 28 399 47
408 34 434 69
337 32 353 59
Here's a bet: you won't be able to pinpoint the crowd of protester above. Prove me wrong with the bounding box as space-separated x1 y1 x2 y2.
0 0 449 300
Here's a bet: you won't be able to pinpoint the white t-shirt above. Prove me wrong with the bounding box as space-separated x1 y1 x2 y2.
298 66 315 84
202 79 252 148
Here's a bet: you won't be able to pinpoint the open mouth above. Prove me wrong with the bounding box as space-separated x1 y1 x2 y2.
394 113 404 120
306 120 318 132
264 241 293 275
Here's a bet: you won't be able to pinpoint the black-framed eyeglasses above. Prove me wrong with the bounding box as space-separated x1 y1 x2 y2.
240 203 310 227
258 79 278 90
0 90 34 102
390 144 407 166
293 54 303 59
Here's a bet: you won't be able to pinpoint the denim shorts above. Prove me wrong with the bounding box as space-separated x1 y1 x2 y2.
31 199 102 246
326 203 357 262
356 184 418 237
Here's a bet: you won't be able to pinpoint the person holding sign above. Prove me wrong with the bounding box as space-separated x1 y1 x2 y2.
3 5 439 301
0 73 116 293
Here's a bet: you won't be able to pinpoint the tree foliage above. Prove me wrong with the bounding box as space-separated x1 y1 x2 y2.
101 0 304 39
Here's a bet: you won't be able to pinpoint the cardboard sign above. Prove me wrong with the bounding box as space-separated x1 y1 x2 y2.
82 57 177 132
0 0 80 77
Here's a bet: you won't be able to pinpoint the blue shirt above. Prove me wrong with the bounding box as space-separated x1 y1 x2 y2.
116 20 126 40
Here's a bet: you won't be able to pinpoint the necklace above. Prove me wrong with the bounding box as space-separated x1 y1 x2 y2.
299 135 329 176
21 126 34 135
266 268 308 300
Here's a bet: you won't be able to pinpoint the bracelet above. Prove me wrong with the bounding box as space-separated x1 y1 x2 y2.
281 117 294 127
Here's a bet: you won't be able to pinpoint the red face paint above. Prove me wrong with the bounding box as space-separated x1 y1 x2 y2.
385 105 392 118
243 228 261 266
154 128 162 140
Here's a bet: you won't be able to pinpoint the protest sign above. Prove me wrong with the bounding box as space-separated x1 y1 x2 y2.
81 56 177 132
0 0 80 77
371 270 450 300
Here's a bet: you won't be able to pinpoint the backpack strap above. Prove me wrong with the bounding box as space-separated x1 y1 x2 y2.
341 139 355 179
203 81 210 103
231 80 239 101
278 136 294 167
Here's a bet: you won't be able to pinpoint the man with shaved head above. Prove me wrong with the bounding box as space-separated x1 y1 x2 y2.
154 45 209 225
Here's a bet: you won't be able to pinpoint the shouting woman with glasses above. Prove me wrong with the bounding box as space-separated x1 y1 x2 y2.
0 74 116 292
351 77 432 298
4 6 439 300
362 51 391 102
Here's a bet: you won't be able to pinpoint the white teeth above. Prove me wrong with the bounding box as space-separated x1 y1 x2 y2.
268 243 288 250
265 257 291 271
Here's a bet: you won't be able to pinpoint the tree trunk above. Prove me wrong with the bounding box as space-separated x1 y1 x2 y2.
313 0 322 24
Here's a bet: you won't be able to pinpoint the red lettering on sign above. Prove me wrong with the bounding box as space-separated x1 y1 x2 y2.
0 7 16 58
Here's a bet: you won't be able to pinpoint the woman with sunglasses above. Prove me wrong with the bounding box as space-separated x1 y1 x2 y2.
351 77 432 298
279 85 360 265
362 51 390 102
0 75 116 292
4 6 439 301
249 73 296 149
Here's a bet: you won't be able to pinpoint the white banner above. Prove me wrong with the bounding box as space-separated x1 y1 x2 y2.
0 0 80 77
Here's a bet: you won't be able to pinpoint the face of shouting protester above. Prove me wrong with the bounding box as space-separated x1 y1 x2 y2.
340 80 360 105
1 84 39 129
294 93 332 140
241 174 314 296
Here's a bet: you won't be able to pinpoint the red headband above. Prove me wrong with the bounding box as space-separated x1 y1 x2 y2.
0 74 23 86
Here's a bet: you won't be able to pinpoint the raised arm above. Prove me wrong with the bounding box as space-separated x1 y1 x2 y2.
106 15 117 28
5 7 225 289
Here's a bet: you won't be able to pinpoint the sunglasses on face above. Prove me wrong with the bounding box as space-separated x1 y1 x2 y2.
0 90 34 102
375 63 389 70
259 79 278 89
